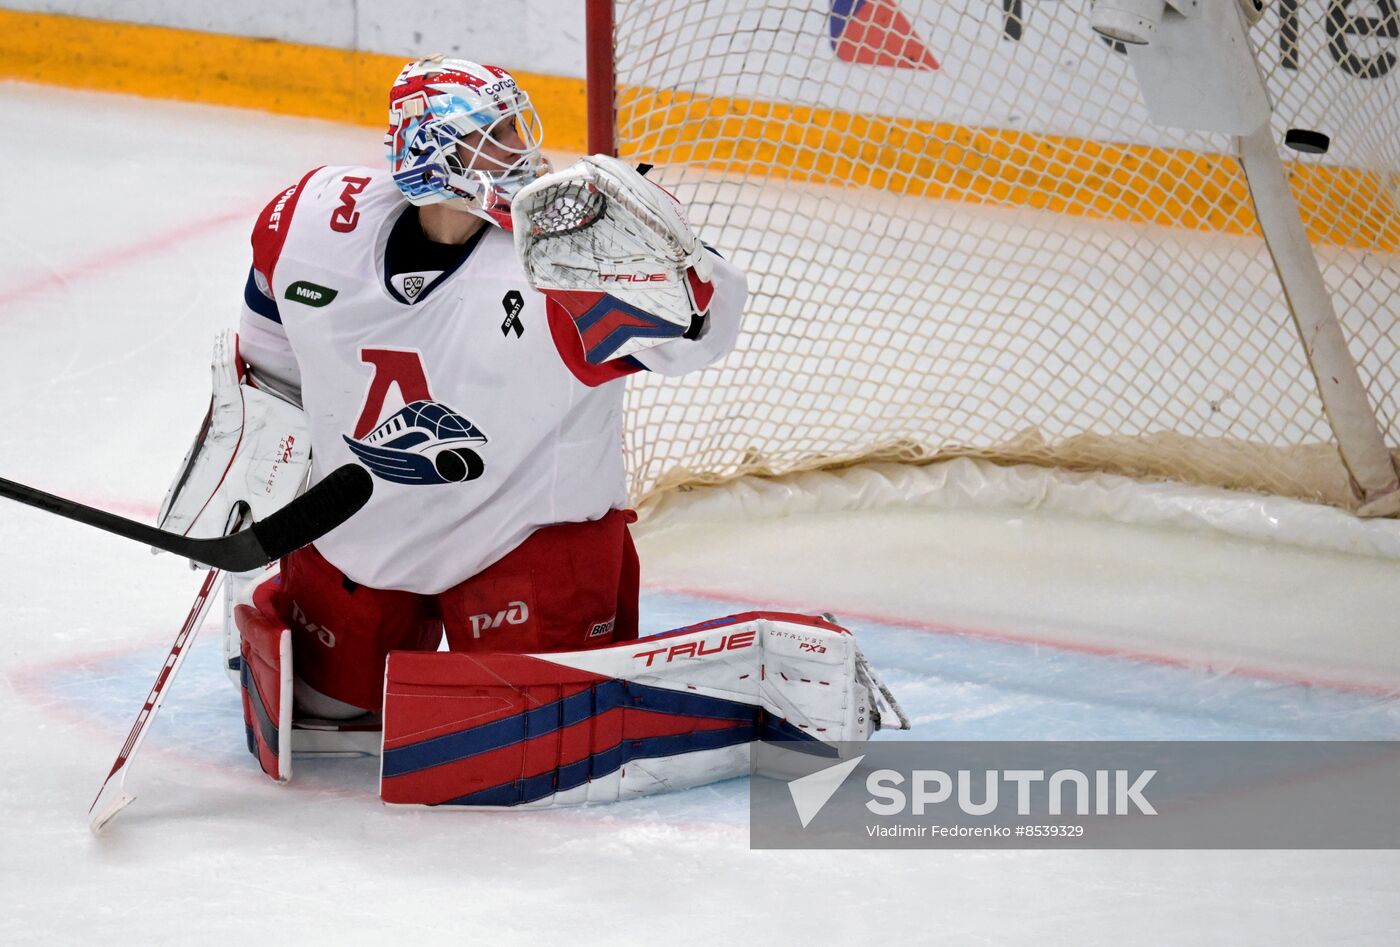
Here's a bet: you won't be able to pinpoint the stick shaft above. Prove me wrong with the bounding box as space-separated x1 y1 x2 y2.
89 569 225 833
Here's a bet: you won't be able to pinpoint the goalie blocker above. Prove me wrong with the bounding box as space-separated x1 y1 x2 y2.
158 329 313 682
234 587 905 803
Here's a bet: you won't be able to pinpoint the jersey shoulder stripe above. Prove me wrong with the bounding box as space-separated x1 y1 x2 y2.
250 166 324 286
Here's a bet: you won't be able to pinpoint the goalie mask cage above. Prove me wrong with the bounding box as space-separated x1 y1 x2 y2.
586 0 1400 515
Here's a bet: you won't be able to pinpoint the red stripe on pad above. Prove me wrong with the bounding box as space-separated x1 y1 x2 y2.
381 648 760 804
384 652 604 750
382 701 748 805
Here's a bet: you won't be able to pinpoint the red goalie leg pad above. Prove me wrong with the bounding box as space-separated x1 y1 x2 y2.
278 543 440 712
379 648 760 806
234 578 293 782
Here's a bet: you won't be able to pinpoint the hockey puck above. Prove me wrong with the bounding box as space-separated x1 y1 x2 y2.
1284 129 1330 155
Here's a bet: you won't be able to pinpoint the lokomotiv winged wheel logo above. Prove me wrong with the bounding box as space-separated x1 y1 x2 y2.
343 400 487 485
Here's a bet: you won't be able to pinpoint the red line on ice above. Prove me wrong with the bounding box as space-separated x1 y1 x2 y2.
0 207 252 310
644 580 1400 698
73 495 160 520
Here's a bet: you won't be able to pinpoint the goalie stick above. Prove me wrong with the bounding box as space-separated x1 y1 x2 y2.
0 464 370 831
82 465 372 832
0 463 373 571
88 567 224 834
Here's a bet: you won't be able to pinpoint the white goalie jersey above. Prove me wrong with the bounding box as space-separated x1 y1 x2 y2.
237 165 746 593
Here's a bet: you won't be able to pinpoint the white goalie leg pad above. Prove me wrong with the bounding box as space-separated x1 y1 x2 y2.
379 612 899 808
159 330 311 683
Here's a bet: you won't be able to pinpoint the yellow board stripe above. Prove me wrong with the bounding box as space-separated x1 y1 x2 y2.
617 90 1399 254
0 10 588 150
2 10 1393 253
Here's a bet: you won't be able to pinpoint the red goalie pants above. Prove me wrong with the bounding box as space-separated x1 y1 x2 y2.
274 509 640 712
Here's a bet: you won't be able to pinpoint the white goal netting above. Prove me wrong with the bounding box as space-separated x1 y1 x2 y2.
606 0 1399 512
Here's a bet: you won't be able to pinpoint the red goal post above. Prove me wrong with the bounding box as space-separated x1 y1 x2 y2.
585 0 1400 520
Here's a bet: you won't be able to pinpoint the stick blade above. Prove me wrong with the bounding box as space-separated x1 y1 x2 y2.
89 784 134 835
192 464 373 571
251 463 373 561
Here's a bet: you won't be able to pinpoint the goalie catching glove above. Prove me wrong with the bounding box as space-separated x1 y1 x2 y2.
511 154 716 363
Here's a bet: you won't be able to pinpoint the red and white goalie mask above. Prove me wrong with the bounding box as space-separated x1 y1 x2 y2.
386 56 548 228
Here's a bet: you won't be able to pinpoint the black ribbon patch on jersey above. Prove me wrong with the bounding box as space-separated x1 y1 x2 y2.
501 290 524 338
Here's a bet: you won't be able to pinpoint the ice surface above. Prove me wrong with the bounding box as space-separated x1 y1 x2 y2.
1 83 1398 944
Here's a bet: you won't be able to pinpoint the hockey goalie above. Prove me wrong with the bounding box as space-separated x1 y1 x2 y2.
159 56 905 808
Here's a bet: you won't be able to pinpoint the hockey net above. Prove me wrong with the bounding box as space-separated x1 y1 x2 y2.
596 0 1400 515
